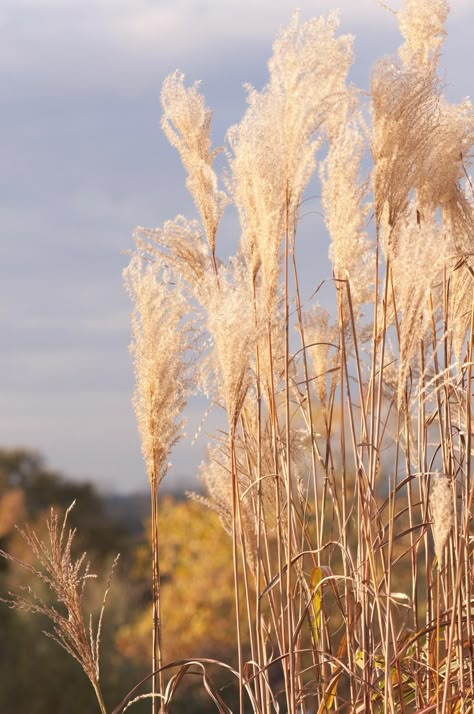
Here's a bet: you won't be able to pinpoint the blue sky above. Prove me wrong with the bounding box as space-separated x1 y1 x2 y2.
1 0 473 493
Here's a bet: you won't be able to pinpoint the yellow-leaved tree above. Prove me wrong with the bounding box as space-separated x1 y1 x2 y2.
116 497 249 664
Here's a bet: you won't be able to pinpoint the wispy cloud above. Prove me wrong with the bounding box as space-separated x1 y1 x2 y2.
1 0 471 101
0 1 393 96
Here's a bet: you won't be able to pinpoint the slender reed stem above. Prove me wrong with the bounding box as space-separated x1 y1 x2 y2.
93 681 109 714
150 480 164 714
230 429 245 714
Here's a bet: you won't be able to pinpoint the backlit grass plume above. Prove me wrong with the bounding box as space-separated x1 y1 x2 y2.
161 71 228 259
229 11 354 316
123 255 191 488
430 474 454 568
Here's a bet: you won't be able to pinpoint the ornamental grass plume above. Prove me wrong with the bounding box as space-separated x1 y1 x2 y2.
161 71 228 256
0 503 117 714
320 101 373 320
371 59 441 235
397 0 448 69
430 475 454 568
304 305 339 413
229 11 354 316
389 211 447 404
371 0 474 414
123 255 192 488
372 0 474 245
372 1 446 234
201 257 256 432
133 217 212 299
319 54 372 319
450 263 473 362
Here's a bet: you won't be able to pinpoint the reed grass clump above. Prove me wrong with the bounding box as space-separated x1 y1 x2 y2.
125 2 474 711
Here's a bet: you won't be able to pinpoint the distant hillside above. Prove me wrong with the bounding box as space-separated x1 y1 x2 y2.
102 492 150 535
102 488 192 535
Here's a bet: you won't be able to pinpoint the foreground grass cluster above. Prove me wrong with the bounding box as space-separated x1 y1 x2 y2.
3 1 474 712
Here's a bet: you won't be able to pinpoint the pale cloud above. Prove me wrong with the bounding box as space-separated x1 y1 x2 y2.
1 0 470 100
0 1 392 94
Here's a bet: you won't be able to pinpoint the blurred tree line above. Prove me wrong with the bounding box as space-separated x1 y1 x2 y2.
0 448 241 713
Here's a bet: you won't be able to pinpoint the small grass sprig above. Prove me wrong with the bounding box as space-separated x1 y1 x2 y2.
0 502 119 714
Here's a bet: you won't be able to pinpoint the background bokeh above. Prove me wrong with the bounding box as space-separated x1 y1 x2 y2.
1 0 472 492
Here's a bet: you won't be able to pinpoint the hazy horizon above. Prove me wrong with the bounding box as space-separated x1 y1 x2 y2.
1 0 473 493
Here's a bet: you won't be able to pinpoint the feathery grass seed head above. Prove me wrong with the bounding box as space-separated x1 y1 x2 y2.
230 11 354 315
430 474 454 567
201 258 256 430
0 503 118 698
398 0 448 69
161 71 228 252
124 255 192 486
